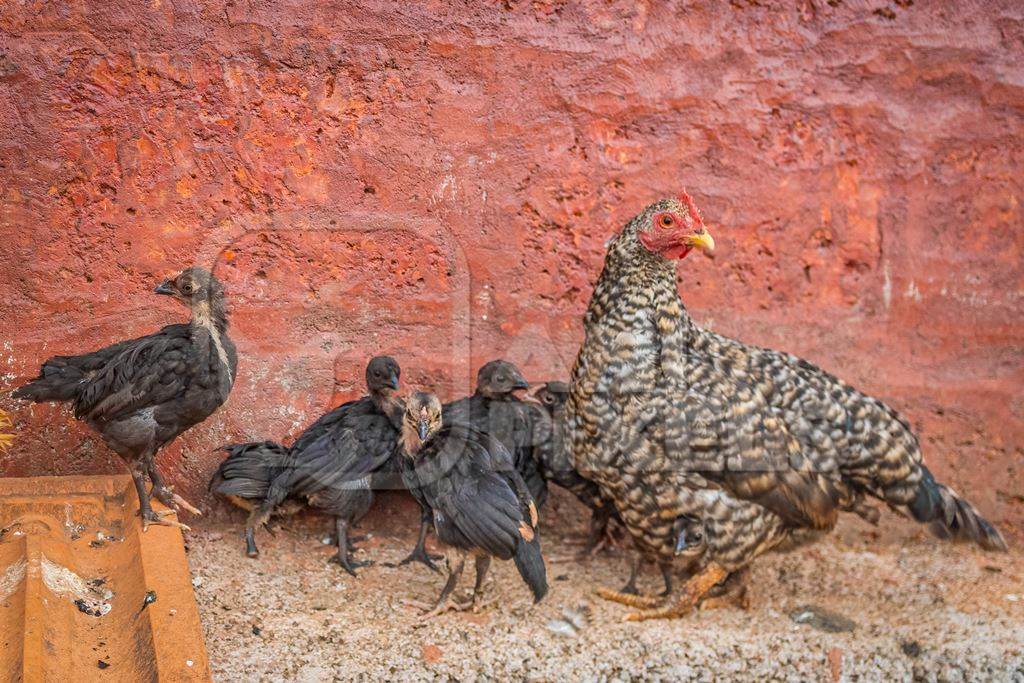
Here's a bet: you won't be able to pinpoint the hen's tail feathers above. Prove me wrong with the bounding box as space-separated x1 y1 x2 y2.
11 359 87 403
208 441 291 499
513 534 548 603
908 466 1007 552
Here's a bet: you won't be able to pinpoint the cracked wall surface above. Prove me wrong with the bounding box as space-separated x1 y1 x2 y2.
0 1 1021 535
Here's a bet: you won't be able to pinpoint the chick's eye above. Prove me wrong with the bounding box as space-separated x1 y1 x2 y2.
660 215 674 228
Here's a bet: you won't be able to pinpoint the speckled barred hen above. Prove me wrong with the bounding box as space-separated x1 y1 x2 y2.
13 268 236 531
566 194 1007 620
398 393 547 618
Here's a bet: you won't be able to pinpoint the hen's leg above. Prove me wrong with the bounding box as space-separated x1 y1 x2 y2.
329 517 372 576
148 464 202 516
387 507 442 573
596 555 664 608
626 562 729 621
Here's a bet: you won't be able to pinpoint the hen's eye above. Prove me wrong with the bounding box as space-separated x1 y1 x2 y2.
660 215 674 228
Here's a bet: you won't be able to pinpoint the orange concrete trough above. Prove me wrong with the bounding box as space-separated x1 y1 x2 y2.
0 475 210 681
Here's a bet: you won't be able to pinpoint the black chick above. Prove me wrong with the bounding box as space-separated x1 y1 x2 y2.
210 357 401 519
13 267 236 530
213 357 405 574
398 392 547 617
443 360 549 505
393 360 548 575
530 381 619 555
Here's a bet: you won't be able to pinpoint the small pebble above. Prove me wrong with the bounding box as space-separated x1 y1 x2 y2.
789 605 856 633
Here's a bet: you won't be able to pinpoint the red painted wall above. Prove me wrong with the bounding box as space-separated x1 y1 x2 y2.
1 2 1021 536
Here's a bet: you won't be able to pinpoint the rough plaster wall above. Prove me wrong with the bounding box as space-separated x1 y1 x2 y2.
0 1 1021 535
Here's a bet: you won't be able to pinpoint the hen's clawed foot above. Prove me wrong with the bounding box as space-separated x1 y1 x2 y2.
329 553 374 577
595 586 665 609
625 563 728 621
698 568 751 611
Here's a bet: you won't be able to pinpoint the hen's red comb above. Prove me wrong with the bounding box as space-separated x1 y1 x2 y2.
677 190 704 228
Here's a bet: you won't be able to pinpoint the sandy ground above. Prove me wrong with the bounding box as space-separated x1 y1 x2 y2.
187 496 1024 682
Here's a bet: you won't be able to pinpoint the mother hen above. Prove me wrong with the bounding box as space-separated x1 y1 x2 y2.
566 193 1006 620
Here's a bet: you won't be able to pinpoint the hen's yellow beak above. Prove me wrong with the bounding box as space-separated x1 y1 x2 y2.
685 229 715 256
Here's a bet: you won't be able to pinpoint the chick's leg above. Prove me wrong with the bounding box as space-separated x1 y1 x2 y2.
242 502 275 558
626 562 729 621
407 549 471 619
621 556 644 594
470 556 497 612
581 505 615 556
659 562 674 596
388 507 443 573
329 517 372 576
148 463 202 516
133 457 189 532
243 526 260 558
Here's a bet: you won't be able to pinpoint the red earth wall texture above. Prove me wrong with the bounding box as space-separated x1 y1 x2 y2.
1 2 1021 536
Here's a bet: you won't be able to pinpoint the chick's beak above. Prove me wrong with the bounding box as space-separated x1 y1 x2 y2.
675 531 689 554
685 228 715 257
511 373 530 391
388 373 400 390
418 419 429 441
154 280 175 296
